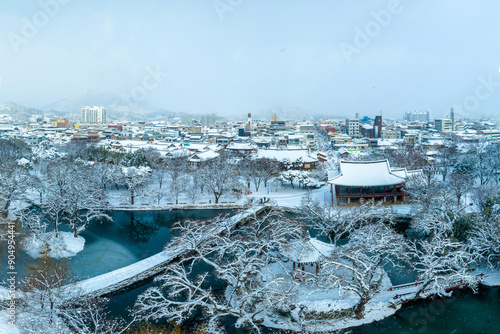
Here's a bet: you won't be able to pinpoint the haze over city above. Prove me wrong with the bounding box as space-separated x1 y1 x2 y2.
1 0 500 119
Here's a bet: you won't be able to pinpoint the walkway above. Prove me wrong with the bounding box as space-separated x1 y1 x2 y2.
387 272 487 301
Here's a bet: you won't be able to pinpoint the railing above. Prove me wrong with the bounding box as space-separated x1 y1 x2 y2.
387 281 424 291
337 192 404 198
390 273 487 300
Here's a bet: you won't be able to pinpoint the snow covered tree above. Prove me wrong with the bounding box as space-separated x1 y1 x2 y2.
0 138 32 164
91 162 122 191
466 193 500 269
238 158 254 189
406 185 480 299
320 223 409 319
382 145 427 171
61 173 111 237
28 174 47 205
411 234 479 299
133 209 303 332
122 147 161 168
448 171 474 205
165 157 189 205
436 143 458 182
31 140 63 175
299 197 397 245
22 248 71 323
282 157 293 170
294 157 304 169
0 163 30 217
186 183 199 204
150 160 167 190
30 160 111 237
296 171 311 189
467 218 500 269
254 158 280 188
120 166 152 205
60 297 131 334
197 156 241 204
280 170 299 189
148 187 169 205
453 154 478 178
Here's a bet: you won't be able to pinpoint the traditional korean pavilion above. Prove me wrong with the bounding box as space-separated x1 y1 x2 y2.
328 160 418 205
280 234 335 276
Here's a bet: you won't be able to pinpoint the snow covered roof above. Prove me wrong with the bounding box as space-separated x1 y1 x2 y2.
281 237 335 264
328 160 405 187
189 150 219 162
226 142 256 150
256 148 318 163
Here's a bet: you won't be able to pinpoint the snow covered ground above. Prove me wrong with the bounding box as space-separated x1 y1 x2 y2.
258 261 401 332
0 311 19 334
477 266 500 287
22 231 85 259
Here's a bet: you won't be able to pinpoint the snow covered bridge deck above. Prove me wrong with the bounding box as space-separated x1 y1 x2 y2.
387 272 487 301
64 205 268 298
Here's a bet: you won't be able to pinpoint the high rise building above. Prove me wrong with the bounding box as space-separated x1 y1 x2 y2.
201 114 216 126
81 106 107 124
346 118 360 137
373 115 382 138
181 115 193 125
404 111 430 123
435 117 453 132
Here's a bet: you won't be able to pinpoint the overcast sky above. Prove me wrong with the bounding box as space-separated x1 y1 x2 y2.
1 0 500 119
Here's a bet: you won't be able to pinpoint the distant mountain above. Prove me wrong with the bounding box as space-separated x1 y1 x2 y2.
253 106 319 122
42 90 176 121
106 101 175 121
0 101 44 121
42 90 117 114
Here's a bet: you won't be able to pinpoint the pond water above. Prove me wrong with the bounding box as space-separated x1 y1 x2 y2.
1 209 233 282
350 286 500 334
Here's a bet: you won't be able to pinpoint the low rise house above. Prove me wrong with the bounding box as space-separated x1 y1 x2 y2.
255 148 319 169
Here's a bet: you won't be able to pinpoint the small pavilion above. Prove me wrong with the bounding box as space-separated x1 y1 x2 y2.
280 234 335 277
328 160 418 205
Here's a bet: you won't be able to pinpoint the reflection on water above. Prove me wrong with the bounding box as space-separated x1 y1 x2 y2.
119 212 160 243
